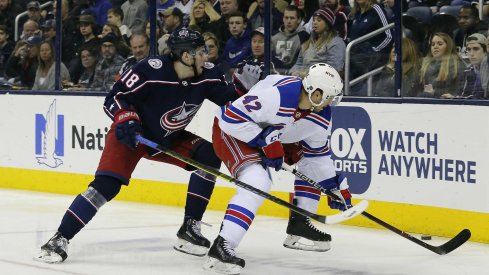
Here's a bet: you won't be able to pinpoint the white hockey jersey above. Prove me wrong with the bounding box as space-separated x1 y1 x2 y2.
216 74 336 182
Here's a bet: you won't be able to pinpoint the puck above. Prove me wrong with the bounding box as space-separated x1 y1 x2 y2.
421 235 432 240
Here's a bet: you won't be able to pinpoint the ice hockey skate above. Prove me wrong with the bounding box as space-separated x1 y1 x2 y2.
283 210 331 252
173 217 211 256
34 232 69 263
203 235 245 275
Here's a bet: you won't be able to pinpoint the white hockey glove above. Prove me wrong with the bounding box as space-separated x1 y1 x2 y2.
232 59 264 94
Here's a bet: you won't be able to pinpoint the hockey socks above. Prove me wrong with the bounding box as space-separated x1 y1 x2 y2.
184 170 215 220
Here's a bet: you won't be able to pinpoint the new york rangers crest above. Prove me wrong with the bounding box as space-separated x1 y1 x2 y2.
160 102 201 136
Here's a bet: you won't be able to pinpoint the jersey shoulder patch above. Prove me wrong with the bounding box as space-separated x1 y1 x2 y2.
204 62 215 69
147 58 163 69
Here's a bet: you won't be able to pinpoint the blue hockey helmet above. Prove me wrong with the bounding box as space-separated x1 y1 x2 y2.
167 27 205 58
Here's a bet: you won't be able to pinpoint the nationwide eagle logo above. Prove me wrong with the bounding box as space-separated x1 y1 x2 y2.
35 99 64 168
160 102 201 137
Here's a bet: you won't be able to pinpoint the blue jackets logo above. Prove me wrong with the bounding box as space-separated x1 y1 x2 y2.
35 99 64 168
331 107 371 194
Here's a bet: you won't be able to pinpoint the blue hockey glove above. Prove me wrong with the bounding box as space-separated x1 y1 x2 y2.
251 126 284 171
320 174 352 211
114 110 142 149
232 59 264 95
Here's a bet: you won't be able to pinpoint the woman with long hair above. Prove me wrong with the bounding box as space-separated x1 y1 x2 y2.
418 32 464 98
32 41 70 90
290 7 345 77
188 0 221 34
373 37 421 97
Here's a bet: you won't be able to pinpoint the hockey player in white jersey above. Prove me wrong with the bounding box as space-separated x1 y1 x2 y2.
204 63 352 274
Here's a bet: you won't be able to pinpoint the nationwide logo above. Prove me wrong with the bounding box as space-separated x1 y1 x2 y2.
35 99 64 168
331 106 372 194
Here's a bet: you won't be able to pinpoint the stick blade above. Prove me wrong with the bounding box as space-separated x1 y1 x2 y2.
432 229 471 255
322 200 369 225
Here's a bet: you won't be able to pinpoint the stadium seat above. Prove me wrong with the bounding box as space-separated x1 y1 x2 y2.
439 5 463 17
431 13 459 37
406 6 433 25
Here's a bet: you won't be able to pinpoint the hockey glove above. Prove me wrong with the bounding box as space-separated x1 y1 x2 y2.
252 126 284 171
114 110 142 150
320 174 352 211
232 59 264 95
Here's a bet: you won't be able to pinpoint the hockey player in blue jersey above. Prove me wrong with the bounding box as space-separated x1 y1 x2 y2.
34 27 263 263
204 63 351 274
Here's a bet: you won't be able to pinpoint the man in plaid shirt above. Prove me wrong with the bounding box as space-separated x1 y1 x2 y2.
90 33 125 92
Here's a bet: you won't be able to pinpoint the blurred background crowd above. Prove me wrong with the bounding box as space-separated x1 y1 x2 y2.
0 0 487 99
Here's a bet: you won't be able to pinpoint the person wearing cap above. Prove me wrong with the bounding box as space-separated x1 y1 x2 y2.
90 32 125 92
5 34 42 88
289 7 345 77
458 33 488 99
41 19 56 41
121 0 147 32
26 1 42 22
161 7 184 34
271 5 309 74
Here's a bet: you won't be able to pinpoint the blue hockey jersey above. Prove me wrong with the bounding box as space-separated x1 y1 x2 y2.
104 55 241 147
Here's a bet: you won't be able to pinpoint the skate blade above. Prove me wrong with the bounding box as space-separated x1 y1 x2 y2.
283 235 331 252
203 257 243 275
33 250 64 264
173 238 208 257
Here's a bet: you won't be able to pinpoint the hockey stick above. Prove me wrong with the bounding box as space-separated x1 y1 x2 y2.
282 163 471 255
135 135 368 225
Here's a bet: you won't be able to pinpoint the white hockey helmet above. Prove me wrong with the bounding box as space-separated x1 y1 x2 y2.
302 63 343 107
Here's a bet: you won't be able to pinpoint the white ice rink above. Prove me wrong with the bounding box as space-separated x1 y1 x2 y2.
1 188 488 275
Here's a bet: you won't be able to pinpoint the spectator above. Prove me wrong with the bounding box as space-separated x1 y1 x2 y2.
99 22 131 57
161 7 185 34
175 0 195 21
290 7 345 77
41 19 56 42
90 33 125 92
383 0 394 21
0 0 23 36
293 0 320 24
90 0 112 26
68 13 101 83
322 0 348 40
107 7 131 40
20 19 40 40
455 5 488 61
471 0 489 19
271 5 308 73
54 0 83 66
373 37 421 97
244 26 277 73
5 34 41 88
0 24 13 78
418 32 464 98
117 32 149 78
214 0 240 49
203 32 220 64
459 33 488 98
75 45 99 89
121 0 148 33
222 11 251 70
246 0 283 34
32 40 71 90
159 7 185 54
348 0 392 95
26 1 43 23
188 0 221 34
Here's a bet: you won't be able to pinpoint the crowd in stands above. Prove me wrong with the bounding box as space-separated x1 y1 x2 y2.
0 0 487 99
